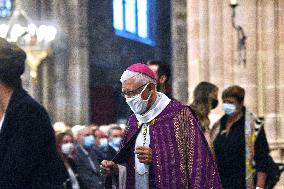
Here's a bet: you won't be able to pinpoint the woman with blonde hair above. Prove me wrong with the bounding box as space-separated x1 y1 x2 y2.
190 81 219 144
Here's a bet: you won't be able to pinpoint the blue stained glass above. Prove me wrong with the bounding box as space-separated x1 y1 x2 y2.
124 0 136 33
0 0 13 17
113 0 124 30
137 0 148 38
6 0 11 9
112 0 153 45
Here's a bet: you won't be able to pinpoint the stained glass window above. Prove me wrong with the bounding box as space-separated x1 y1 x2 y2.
0 0 13 18
113 0 154 45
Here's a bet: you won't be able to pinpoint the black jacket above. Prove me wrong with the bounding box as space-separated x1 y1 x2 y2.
63 157 88 189
0 88 68 189
74 145 104 189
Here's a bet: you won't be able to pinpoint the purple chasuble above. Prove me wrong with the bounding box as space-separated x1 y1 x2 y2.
118 100 222 189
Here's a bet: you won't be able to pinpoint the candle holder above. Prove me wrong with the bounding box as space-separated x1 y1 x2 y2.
230 2 247 65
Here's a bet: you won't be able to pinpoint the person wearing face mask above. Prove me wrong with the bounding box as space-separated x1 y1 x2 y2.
73 126 104 189
56 132 86 189
94 126 124 160
210 85 270 189
91 128 111 162
101 63 222 189
100 126 124 161
190 81 219 147
108 126 124 152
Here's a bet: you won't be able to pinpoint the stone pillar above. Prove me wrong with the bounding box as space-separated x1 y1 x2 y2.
206 1 225 123
51 0 90 125
222 1 234 87
66 0 90 125
208 1 224 88
39 60 53 114
52 45 69 123
261 0 278 144
278 0 284 146
171 0 188 104
187 0 200 103
199 0 209 82
256 0 265 118
236 0 258 113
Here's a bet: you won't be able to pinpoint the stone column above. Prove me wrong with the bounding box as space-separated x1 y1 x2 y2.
52 45 69 123
39 59 54 115
187 0 200 103
222 1 234 87
261 0 278 144
236 0 258 113
66 0 90 125
171 0 188 104
199 0 209 82
51 0 90 125
208 1 224 88
278 0 284 146
256 0 265 118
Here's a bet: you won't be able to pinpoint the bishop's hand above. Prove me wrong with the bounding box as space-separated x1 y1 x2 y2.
135 146 152 165
100 160 119 176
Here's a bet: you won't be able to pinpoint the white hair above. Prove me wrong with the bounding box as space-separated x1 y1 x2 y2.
120 70 157 85
71 125 87 138
53 122 68 134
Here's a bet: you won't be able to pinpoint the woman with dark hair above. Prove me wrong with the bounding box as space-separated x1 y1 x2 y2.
190 81 219 145
211 85 269 189
56 132 85 189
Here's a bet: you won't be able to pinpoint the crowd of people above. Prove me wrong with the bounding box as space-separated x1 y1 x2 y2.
0 37 281 189
53 123 125 189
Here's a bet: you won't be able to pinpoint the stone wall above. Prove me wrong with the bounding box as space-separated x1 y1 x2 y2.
180 0 284 152
172 0 284 186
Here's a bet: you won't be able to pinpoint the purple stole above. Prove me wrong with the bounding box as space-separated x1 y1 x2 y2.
115 100 222 189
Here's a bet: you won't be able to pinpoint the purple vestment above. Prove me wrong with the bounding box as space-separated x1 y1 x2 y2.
116 100 222 189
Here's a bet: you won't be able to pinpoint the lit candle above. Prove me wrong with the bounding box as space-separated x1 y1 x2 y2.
230 0 237 5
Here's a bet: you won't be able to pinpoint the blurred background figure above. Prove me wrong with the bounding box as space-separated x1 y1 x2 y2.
147 60 172 98
73 126 104 189
92 124 124 161
94 127 109 148
211 85 269 189
56 132 86 189
108 126 124 153
54 122 70 135
190 81 219 146
71 125 87 141
89 123 99 132
92 127 109 161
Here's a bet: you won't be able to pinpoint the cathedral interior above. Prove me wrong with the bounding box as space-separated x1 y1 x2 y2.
1 0 284 187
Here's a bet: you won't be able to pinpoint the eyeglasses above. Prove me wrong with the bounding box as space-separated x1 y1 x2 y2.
121 83 148 98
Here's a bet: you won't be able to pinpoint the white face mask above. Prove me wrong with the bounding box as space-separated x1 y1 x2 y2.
223 103 236 115
61 143 74 155
126 83 151 114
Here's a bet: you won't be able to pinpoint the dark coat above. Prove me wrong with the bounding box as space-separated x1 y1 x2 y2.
74 145 104 189
0 88 68 189
63 157 88 189
93 145 117 162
